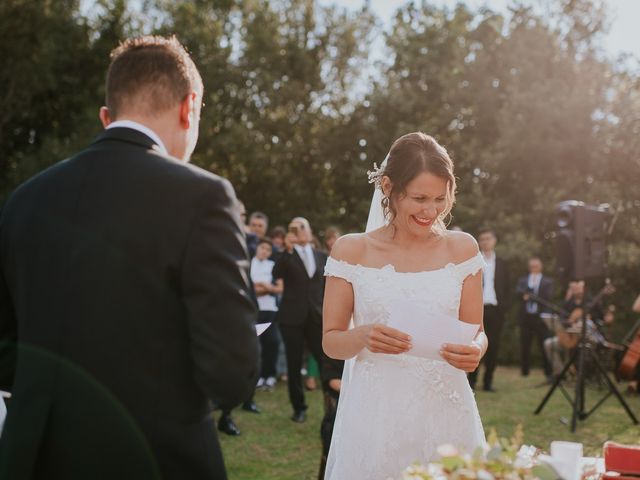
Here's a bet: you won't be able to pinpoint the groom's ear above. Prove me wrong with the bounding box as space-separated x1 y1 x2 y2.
179 91 198 130
99 107 112 128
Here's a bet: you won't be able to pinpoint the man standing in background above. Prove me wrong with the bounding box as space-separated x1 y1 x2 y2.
468 228 510 392
517 256 554 382
273 217 327 423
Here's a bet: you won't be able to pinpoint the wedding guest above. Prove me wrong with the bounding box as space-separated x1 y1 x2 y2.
0 35 259 480
468 227 510 392
270 226 287 255
251 238 283 391
516 256 554 382
248 211 269 239
239 200 258 257
273 217 328 423
268 225 288 379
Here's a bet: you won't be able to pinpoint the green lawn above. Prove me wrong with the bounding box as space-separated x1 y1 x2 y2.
219 366 640 480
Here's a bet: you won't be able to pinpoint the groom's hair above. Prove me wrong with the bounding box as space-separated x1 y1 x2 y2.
106 35 203 118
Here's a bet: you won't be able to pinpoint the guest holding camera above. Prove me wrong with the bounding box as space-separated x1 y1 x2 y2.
273 217 328 422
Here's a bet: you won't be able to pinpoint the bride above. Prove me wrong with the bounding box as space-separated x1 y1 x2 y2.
322 132 487 480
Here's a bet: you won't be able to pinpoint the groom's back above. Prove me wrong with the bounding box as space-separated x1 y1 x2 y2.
0 130 256 480
2 132 213 416
0 34 260 480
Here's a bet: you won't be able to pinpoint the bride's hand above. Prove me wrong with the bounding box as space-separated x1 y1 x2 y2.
358 324 412 355
439 342 483 372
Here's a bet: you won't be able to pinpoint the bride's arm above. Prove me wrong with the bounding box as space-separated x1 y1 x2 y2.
440 233 486 371
323 277 413 360
322 236 412 360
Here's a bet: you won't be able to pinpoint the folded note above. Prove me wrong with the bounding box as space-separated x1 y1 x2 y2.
386 300 479 361
256 323 271 336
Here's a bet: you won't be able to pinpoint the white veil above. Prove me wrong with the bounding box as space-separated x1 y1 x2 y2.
340 153 389 390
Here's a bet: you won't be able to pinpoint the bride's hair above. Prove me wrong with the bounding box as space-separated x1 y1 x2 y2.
381 132 456 233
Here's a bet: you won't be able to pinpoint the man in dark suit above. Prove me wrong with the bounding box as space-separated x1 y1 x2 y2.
0 35 259 480
468 228 510 392
273 217 327 422
516 256 554 381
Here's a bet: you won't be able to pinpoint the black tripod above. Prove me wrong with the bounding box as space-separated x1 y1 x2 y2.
534 309 639 432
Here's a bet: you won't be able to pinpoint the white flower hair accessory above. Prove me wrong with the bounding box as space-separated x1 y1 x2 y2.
366 162 385 189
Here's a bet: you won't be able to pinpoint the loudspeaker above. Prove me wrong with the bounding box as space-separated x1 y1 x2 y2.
554 200 610 282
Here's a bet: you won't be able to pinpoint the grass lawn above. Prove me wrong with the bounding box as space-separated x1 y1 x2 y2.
219 366 640 480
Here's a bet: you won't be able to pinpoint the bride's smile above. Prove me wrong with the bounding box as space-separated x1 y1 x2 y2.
382 171 449 237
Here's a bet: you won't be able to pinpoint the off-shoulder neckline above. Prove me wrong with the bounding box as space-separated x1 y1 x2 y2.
327 251 483 275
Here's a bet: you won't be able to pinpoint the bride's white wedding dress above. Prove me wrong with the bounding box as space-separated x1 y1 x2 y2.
324 252 486 480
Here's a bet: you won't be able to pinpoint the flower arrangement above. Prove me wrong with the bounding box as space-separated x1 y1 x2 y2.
401 426 560 480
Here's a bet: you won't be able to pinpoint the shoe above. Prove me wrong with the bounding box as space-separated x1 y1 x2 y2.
482 386 496 393
291 410 307 423
265 376 277 391
242 401 261 414
218 414 241 436
256 377 266 391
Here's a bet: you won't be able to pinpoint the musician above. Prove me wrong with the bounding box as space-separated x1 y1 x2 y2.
625 293 640 393
516 256 554 382
544 280 614 377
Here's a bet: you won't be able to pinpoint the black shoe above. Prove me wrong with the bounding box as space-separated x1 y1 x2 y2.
483 386 496 393
291 410 306 423
242 401 261 414
218 415 241 436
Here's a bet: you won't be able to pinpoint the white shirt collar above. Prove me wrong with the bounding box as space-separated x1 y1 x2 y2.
106 120 168 155
482 250 496 262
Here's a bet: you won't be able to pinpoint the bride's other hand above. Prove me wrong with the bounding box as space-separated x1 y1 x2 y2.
439 342 482 372
358 324 412 355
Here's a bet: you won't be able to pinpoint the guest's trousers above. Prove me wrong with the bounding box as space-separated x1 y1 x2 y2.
280 319 324 413
468 305 503 389
258 311 280 379
521 312 552 376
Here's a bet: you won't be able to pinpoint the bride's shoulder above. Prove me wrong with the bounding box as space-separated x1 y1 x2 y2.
329 233 368 264
444 230 479 262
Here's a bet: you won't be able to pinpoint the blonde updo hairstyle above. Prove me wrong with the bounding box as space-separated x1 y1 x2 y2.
380 132 456 234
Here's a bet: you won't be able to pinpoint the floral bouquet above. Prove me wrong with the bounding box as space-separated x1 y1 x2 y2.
400 426 562 480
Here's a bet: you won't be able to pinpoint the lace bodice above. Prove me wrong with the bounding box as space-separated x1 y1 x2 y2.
323 252 486 480
325 252 484 327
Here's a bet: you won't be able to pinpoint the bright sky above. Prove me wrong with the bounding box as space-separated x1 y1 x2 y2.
320 0 639 63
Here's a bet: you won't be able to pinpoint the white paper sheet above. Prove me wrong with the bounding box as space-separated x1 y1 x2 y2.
256 323 272 336
386 300 479 361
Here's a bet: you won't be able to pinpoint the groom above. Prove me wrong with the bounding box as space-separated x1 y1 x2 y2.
0 36 259 480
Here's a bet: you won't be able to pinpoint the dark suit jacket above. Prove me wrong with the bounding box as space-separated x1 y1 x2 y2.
490 256 510 314
0 127 260 480
272 247 327 326
516 274 555 318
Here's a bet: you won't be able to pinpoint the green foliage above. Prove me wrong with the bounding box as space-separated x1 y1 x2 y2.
1 0 639 362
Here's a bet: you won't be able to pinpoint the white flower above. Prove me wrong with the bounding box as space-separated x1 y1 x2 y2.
436 443 459 457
